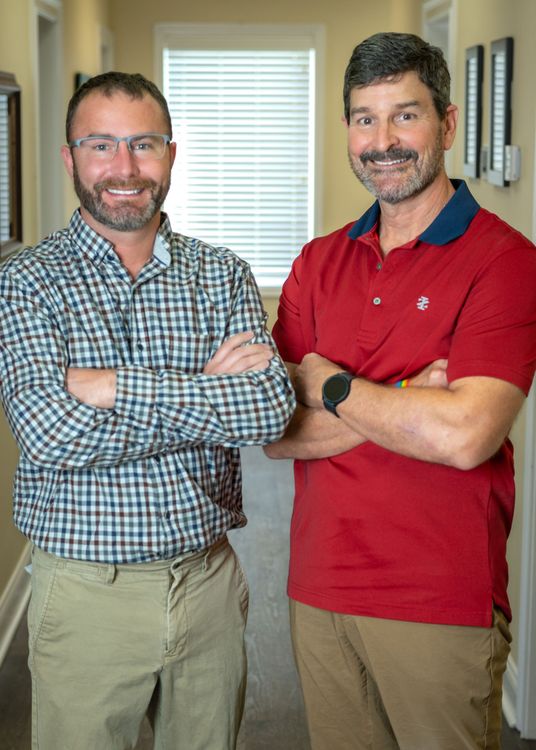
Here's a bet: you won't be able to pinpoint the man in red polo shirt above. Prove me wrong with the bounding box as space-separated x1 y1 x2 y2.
265 32 536 750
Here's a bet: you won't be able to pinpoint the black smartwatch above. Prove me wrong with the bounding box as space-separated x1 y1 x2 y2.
322 371 356 417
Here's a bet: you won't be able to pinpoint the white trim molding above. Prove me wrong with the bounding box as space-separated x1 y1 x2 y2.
516 383 536 738
503 654 518 728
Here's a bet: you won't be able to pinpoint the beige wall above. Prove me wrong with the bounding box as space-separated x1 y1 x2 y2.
62 0 112 217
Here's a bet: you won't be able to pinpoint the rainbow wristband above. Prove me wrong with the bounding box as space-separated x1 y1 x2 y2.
395 379 409 388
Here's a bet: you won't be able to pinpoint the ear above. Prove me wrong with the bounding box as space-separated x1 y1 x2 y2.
443 104 458 152
61 144 75 179
168 140 177 168
341 114 349 130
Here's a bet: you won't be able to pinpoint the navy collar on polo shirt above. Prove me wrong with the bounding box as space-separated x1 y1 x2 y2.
347 179 480 246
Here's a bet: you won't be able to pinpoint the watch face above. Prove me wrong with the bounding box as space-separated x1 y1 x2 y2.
323 374 350 402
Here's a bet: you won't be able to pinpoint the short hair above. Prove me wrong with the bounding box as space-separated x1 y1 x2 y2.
343 32 451 122
65 71 172 142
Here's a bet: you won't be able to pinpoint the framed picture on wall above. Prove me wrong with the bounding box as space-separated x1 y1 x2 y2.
488 37 514 187
0 71 22 257
463 45 483 179
74 72 91 91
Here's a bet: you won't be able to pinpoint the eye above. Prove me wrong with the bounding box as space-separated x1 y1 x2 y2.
354 115 374 127
90 139 115 152
131 136 156 151
396 111 416 123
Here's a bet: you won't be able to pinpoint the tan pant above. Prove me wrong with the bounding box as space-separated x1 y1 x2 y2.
290 600 511 750
28 536 249 750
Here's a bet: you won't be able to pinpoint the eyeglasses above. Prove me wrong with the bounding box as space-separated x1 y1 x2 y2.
69 133 171 161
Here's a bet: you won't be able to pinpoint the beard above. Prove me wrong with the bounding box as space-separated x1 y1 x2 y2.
349 129 445 205
72 164 170 231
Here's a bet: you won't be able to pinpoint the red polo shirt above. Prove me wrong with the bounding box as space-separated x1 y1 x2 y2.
273 181 536 626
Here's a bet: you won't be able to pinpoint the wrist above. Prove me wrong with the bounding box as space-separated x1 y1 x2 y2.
322 371 356 417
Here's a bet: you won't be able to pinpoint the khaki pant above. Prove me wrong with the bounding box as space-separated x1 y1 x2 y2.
28 536 248 750
290 600 511 750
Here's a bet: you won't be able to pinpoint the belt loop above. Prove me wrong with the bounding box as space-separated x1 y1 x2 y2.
202 549 210 573
103 564 117 584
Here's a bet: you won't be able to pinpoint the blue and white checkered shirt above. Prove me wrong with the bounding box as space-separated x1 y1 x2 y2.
0 211 295 562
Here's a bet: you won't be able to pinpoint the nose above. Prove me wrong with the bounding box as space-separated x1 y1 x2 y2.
373 119 400 153
111 140 140 176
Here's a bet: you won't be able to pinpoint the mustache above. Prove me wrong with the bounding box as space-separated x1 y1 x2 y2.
94 178 158 191
359 148 418 164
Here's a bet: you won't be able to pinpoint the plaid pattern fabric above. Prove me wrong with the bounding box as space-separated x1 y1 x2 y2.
0 211 294 562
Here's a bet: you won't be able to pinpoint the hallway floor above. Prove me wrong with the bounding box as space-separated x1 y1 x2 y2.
0 447 534 749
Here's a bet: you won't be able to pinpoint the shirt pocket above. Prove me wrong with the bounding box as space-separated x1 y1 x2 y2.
167 333 213 374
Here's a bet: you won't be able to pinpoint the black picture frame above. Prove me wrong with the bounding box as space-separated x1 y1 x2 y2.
74 72 91 91
463 45 484 179
0 71 22 257
488 37 514 187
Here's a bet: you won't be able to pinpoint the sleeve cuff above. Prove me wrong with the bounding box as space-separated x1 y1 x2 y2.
114 366 159 428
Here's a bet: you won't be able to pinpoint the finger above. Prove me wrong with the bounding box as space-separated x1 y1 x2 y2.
210 332 255 364
228 354 272 374
220 348 274 374
204 345 273 375
212 343 272 370
429 369 449 387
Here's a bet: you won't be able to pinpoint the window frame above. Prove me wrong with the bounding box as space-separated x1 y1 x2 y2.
0 71 22 258
153 23 325 293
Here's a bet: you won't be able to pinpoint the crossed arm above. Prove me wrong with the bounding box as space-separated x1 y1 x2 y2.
265 354 525 470
66 331 274 408
0 265 293 468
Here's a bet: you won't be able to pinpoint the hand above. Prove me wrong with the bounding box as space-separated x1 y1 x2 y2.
409 359 448 389
66 368 117 408
203 331 274 375
294 353 341 408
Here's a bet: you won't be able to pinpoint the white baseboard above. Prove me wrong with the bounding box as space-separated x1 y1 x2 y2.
0 544 31 669
503 654 518 729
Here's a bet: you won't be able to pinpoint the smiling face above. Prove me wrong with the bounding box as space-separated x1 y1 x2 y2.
61 90 176 236
346 71 457 205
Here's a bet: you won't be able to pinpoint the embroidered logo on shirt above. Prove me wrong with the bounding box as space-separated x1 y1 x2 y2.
416 296 430 311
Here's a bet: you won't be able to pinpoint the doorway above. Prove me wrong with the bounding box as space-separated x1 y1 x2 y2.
37 6 63 239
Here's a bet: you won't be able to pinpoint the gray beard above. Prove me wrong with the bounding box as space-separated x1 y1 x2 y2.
349 135 444 205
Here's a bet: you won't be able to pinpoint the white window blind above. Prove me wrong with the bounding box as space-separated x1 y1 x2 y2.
159 26 320 289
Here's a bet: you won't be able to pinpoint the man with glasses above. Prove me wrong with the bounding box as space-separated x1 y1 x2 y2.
0 71 294 750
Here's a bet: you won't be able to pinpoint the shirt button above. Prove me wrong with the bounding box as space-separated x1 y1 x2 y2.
154 455 161 463
373 297 382 305
376 262 382 271
136 341 143 351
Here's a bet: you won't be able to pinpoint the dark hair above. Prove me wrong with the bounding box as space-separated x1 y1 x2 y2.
343 32 450 122
66 71 172 141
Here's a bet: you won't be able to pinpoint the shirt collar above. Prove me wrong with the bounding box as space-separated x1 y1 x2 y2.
68 209 173 267
347 179 480 246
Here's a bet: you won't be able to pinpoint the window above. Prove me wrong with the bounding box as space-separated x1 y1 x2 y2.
155 24 323 290
0 72 22 257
